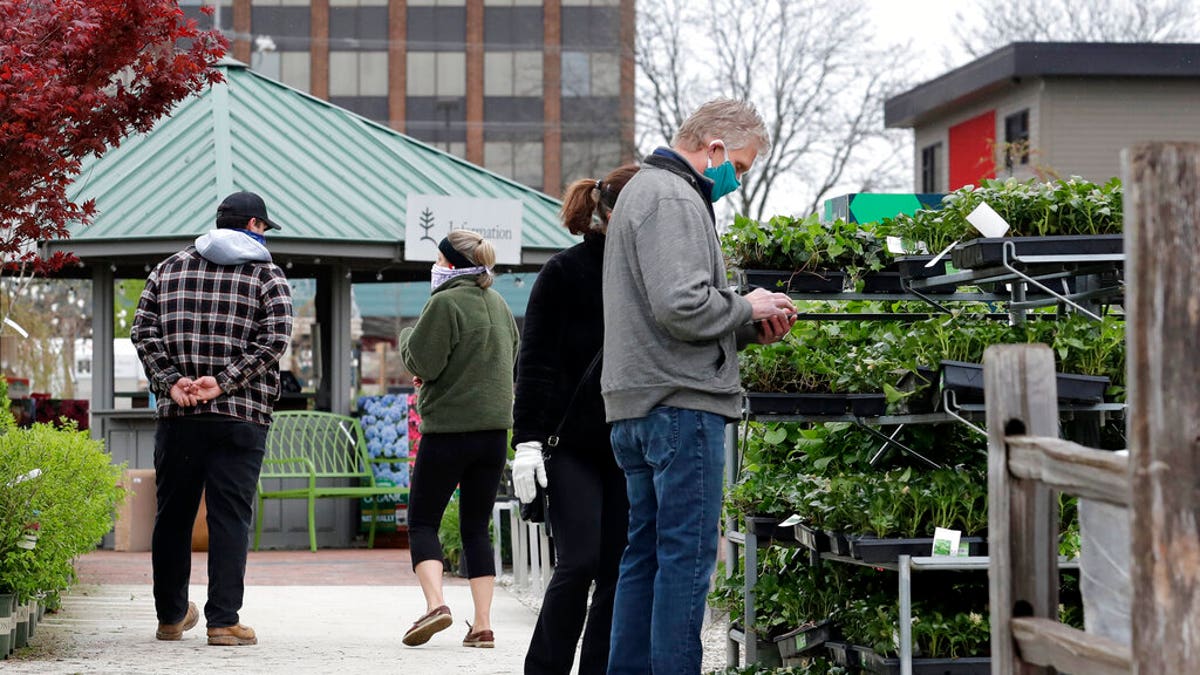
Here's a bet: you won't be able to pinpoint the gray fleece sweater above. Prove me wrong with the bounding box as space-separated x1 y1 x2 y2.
600 151 756 422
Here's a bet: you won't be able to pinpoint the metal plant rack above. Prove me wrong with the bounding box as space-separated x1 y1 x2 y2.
725 246 1126 670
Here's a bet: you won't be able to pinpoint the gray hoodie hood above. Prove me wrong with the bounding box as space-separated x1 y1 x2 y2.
194 229 272 265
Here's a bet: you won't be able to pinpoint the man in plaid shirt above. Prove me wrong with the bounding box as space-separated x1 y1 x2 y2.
132 191 293 647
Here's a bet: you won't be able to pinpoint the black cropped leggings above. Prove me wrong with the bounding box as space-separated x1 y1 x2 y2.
407 429 507 578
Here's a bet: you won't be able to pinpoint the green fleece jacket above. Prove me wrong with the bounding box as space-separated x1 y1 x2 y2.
399 275 519 434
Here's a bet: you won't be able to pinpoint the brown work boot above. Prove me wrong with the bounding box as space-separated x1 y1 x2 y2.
402 605 452 646
155 601 199 641
207 623 258 646
462 622 494 648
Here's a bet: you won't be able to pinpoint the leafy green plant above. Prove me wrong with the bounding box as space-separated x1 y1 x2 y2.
879 177 1123 251
0 421 125 603
723 213 887 286
438 496 463 573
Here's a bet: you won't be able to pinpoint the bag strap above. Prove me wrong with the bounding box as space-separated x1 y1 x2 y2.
546 349 603 452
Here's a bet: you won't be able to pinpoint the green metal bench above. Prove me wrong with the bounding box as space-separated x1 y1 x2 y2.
254 411 411 552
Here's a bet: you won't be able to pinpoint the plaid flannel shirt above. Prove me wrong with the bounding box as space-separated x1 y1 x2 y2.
131 247 294 426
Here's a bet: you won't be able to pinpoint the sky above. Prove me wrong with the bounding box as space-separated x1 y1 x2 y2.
865 0 979 78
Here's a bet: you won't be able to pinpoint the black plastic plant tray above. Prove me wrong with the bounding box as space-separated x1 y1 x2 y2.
848 393 888 417
860 648 991 675
862 271 905 293
895 256 949 281
825 641 859 668
793 523 831 553
746 393 849 416
850 536 987 563
775 620 836 658
950 234 1124 270
941 360 1110 403
826 531 854 556
745 515 782 540
745 269 846 293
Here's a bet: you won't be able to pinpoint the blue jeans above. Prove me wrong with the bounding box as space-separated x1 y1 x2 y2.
607 406 726 675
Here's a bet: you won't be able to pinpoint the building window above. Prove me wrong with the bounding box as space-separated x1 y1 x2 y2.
921 142 941 193
407 52 466 97
561 140 621 187
484 51 542 97
484 141 543 187
561 51 618 98
330 51 388 97
251 50 311 93
1004 109 1030 169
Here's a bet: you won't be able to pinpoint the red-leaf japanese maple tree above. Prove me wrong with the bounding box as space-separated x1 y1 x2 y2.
0 0 227 279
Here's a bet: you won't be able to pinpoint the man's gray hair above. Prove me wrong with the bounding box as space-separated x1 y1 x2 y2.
672 99 771 154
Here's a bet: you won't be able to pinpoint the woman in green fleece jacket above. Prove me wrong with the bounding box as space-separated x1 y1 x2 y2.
397 229 519 650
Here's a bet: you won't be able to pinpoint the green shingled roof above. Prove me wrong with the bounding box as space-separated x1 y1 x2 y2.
64 59 576 255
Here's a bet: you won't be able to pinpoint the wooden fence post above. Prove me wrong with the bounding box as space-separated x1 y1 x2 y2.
986 343 1059 674
1124 142 1200 673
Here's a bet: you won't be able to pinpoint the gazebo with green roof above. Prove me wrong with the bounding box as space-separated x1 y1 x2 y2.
48 57 574 414
46 59 576 549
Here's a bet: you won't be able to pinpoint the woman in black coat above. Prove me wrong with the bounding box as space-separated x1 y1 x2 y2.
511 164 639 675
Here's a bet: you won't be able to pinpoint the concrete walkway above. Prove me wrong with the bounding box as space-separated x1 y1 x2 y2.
6 551 540 674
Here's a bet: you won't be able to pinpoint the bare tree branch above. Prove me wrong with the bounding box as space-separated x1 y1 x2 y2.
948 0 1200 64
636 0 913 220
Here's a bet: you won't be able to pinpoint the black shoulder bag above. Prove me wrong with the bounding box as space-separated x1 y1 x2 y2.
520 350 603 526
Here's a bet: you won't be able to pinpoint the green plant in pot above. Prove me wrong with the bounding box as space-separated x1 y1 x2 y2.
723 213 887 289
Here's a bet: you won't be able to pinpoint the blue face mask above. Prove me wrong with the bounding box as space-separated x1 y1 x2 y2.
703 142 740 203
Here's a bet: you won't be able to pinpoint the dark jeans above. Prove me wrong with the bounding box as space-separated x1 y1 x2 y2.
525 449 629 675
607 406 726 675
152 414 266 628
408 430 507 577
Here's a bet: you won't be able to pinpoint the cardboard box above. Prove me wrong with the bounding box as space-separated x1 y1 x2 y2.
114 469 157 552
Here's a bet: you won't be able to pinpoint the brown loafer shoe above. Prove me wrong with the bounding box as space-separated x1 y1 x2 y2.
207 623 257 646
462 622 494 648
155 601 199 641
402 605 452 646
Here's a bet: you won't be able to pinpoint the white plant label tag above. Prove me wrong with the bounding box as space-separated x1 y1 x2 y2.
779 514 803 528
966 201 1011 238
932 527 961 556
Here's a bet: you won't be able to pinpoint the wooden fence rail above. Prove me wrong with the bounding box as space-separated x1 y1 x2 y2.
986 142 1200 673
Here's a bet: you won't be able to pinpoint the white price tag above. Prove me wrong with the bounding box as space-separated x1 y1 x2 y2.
966 202 1010 238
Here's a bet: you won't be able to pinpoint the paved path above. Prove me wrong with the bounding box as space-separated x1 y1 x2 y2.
8 583 536 674
6 551 538 673
8 550 734 673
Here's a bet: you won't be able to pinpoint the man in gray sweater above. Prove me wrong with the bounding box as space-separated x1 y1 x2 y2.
601 99 795 673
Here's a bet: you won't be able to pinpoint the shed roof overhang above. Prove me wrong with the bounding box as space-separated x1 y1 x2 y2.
885 42 1200 129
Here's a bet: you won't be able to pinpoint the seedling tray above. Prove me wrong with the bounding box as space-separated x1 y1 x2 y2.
776 620 836 659
941 360 1109 403
895 256 949 281
862 270 905 293
793 523 831 553
746 392 888 417
859 646 991 675
826 531 854 556
745 269 846 293
950 234 1123 270
849 535 987 564
848 393 888 417
825 641 860 669
745 515 782 540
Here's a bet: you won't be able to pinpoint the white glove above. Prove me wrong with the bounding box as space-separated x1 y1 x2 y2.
512 441 548 504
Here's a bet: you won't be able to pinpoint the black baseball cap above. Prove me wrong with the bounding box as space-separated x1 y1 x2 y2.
216 191 282 230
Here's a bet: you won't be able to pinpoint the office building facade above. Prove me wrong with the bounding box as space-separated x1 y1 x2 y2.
183 0 635 196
